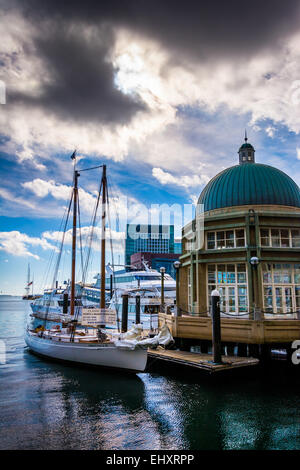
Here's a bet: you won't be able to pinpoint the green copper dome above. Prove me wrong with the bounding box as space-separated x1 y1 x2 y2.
198 163 300 212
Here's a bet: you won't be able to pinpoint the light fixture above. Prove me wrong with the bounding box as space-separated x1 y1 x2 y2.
173 261 181 269
250 256 260 266
160 266 166 273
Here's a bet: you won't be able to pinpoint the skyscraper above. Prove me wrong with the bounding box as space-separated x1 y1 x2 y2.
125 224 175 268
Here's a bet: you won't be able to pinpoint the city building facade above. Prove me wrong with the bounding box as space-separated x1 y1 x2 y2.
125 224 175 268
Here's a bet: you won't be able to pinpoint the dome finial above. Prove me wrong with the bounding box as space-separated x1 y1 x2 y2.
238 132 255 164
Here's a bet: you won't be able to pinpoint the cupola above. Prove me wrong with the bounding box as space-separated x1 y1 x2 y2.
238 131 255 164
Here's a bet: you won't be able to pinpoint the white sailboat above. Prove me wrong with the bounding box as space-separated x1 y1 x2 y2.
24 329 148 372
23 263 39 300
25 156 148 372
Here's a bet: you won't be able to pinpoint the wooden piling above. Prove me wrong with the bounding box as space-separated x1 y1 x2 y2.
135 295 141 324
63 293 68 314
211 289 222 363
121 293 129 333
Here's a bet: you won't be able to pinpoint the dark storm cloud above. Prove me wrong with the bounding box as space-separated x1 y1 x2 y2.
7 0 300 123
8 23 146 124
21 0 300 59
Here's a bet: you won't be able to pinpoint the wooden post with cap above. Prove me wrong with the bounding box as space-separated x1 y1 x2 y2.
211 288 222 363
122 292 129 333
135 295 141 324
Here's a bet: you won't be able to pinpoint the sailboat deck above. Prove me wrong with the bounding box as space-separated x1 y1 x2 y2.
29 330 114 345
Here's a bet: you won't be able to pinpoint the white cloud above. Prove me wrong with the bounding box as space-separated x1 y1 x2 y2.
152 167 210 189
266 126 276 137
21 177 144 223
22 178 95 215
22 179 65 198
43 226 126 255
0 231 57 259
297 148 300 160
0 188 36 210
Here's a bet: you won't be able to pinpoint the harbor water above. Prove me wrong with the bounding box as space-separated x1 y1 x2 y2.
0 297 299 450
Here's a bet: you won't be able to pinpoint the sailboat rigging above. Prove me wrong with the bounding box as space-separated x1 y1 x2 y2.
25 157 151 372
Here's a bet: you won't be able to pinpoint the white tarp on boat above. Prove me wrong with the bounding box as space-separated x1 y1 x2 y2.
114 323 174 351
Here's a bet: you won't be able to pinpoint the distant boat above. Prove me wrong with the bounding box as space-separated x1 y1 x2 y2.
22 263 40 300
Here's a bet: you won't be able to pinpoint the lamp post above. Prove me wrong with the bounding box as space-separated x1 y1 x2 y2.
173 260 181 316
160 266 166 311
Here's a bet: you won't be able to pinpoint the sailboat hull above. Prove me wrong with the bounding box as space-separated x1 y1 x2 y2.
25 331 148 372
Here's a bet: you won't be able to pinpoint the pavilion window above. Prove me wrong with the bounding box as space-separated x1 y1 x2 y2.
216 231 226 249
226 231 235 248
236 229 245 247
296 286 300 308
262 262 300 314
260 228 300 248
271 229 280 247
228 287 235 312
217 264 226 283
208 265 216 284
262 263 272 283
208 263 248 314
260 229 269 246
291 229 300 247
207 232 215 249
227 264 236 283
294 264 300 283
206 228 245 249
264 286 273 313
237 263 247 283
280 229 289 247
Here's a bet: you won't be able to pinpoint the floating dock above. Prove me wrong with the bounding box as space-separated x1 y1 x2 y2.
148 348 259 374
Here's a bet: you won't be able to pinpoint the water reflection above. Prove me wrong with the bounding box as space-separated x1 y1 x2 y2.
0 299 300 450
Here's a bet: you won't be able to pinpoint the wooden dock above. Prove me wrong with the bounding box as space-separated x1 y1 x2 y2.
147 348 259 373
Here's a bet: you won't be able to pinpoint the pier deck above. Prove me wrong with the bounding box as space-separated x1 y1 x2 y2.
148 348 259 373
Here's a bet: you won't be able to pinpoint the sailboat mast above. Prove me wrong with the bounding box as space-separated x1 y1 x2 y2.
25 263 30 296
100 165 107 310
70 170 79 316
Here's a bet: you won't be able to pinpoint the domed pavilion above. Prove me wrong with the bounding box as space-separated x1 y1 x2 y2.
161 135 300 353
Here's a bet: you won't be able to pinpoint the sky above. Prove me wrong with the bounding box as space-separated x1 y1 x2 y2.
1 0 300 294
